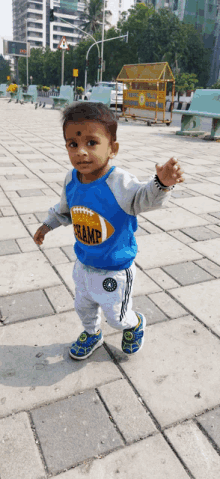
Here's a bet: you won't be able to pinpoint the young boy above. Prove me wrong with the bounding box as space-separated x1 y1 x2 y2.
34 102 184 360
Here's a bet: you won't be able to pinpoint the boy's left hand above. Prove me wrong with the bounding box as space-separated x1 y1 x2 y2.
156 157 184 187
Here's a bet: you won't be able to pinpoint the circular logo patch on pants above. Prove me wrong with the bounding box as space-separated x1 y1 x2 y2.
103 278 117 292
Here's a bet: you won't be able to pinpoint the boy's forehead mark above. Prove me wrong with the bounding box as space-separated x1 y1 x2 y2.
76 131 81 136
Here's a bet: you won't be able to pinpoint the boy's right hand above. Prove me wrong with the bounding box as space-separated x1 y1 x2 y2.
33 224 51 245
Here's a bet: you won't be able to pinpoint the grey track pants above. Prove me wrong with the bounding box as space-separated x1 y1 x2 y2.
73 259 138 335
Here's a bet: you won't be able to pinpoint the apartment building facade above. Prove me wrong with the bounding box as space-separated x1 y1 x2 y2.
12 0 85 52
145 0 220 84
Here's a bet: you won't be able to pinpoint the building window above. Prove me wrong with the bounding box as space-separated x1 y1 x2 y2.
208 4 213 12
173 0 178 11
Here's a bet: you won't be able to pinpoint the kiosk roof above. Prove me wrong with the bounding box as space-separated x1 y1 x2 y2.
116 62 174 82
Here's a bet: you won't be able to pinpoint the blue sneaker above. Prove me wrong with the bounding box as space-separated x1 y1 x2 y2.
122 312 146 354
69 330 103 360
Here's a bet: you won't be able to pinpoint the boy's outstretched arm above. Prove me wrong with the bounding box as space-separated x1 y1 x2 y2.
156 157 184 187
34 224 51 245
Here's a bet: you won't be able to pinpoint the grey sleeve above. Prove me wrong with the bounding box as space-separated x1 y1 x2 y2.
106 167 171 216
43 170 72 229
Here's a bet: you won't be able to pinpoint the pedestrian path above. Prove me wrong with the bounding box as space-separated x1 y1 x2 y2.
1 99 220 478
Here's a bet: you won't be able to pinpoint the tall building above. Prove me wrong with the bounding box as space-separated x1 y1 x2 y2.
107 0 137 27
145 0 220 84
12 0 85 52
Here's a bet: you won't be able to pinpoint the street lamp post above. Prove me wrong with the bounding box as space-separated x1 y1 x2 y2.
26 20 29 87
100 0 105 82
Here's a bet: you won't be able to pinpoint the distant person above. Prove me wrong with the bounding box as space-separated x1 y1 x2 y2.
33 103 184 360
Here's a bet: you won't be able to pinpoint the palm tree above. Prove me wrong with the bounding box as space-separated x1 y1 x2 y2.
80 0 112 34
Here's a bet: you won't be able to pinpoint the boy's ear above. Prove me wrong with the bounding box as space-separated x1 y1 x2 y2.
110 141 119 158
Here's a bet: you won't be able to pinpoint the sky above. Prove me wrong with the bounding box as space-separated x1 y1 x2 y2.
0 0 13 55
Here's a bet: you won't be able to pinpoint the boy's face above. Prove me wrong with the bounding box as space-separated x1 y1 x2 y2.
65 120 119 183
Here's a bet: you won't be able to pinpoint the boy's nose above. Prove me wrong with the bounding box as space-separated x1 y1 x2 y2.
78 147 88 157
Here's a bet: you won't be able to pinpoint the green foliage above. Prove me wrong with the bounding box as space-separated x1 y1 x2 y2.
0 55 11 83
180 23 210 87
17 4 211 89
76 86 84 93
80 0 111 34
210 80 220 89
175 73 199 93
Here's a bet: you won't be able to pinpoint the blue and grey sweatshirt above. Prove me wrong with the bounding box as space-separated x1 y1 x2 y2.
44 166 171 271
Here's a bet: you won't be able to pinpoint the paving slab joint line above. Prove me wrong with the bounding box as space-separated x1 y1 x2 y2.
194 256 220 278
1 135 67 197
28 410 49 476
103 342 196 478
103 341 163 434
162 431 196 479
160 260 216 288
95 388 127 445
138 216 165 233
195 418 220 457
42 288 58 314
166 289 220 341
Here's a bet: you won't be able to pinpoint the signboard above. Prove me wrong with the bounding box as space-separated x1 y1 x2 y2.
3 40 30 57
58 36 69 50
123 89 166 111
73 69 78 77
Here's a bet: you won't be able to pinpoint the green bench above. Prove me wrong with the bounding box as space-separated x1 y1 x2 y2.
22 85 38 104
85 86 112 108
8 85 23 102
173 89 220 139
51 86 74 109
0 84 7 97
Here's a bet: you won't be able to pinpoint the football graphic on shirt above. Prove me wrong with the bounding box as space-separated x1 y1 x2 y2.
71 206 115 246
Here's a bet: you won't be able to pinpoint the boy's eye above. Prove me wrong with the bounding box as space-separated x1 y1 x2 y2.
88 140 97 146
68 141 77 148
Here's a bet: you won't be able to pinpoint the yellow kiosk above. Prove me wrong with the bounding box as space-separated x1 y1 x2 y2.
116 62 175 125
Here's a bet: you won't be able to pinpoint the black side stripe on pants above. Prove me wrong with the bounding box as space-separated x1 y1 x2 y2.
120 267 133 322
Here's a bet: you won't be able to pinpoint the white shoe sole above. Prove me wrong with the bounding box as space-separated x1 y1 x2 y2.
69 337 104 360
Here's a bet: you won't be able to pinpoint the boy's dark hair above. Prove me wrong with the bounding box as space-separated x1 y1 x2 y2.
62 102 118 142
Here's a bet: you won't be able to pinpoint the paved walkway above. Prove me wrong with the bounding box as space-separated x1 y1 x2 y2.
1 99 220 479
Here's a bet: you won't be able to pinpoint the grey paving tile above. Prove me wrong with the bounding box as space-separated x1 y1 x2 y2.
194 258 220 278
98 379 157 442
134 225 149 236
209 211 220 220
171 190 193 199
181 226 220 241
0 412 46 479
34 211 48 222
61 245 77 261
162 261 213 286
197 406 220 449
0 239 20 255
31 390 123 474
5 174 27 180
41 168 62 173
0 290 54 323
27 158 46 163
0 162 16 167
132 295 167 324
17 189 45 197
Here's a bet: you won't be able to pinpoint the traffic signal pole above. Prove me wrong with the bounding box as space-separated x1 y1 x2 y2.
84 33 128 92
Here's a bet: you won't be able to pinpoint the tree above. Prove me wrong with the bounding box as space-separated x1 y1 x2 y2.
117 3 155 63
180 23 211 87
80 0 111 34
175 73 199 98
0 55 11 83
18 48 44 85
